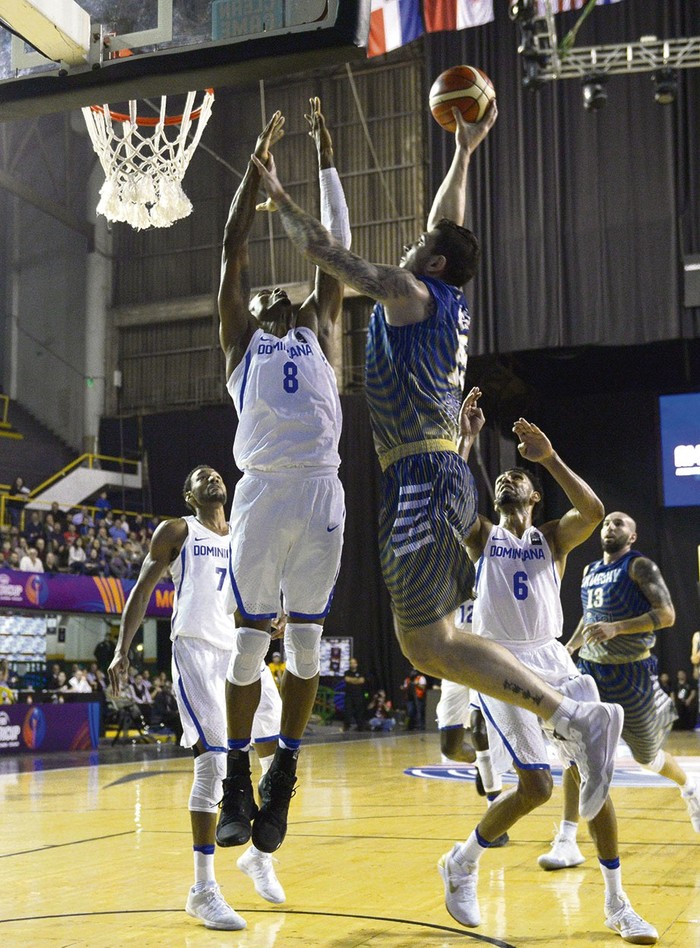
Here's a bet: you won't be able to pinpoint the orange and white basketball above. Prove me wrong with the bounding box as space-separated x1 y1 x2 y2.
429 65 496 132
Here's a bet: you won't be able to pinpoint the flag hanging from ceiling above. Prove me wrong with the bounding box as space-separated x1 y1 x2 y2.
368 0 424 57
536 0 622 14
423 0 494 33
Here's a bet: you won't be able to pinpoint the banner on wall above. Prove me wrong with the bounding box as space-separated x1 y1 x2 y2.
0 570 174 617
0 702 100 753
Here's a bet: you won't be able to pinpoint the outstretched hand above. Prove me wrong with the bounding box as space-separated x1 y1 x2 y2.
305 96 332 158
254 111 285 166
108 652 129 695
513 418 553 463
454 100 498 155
459 386 485 441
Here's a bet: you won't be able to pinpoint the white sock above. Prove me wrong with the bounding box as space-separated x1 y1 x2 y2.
259 754 274 776
559 819 578 841
547 696 578 738
454 830 489 867
193 848 216 888
600 863 624 906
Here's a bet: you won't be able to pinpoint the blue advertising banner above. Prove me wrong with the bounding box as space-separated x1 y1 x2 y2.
0 570 173 616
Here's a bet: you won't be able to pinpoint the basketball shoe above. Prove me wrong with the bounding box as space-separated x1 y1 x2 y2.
437 845 480 927
537 832 585 870
216 755 258 847
604 894 658 944
237 846 286 903
681 782 700 832
185 883 246 931
563 701 624 821
252 747 298 853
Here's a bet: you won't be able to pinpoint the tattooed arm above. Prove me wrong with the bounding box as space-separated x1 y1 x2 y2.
251 153 432 327
582 556 676 646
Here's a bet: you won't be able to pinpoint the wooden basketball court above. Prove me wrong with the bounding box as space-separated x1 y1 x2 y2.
1 728 698 947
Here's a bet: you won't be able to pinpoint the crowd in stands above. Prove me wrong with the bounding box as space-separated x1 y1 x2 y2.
0 488 164 580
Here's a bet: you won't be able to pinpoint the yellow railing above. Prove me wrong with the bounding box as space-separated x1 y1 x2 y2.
0 454 147 530
0 394 9 427
29 453 141 499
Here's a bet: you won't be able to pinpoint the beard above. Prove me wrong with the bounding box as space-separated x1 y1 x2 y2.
601 535 626 554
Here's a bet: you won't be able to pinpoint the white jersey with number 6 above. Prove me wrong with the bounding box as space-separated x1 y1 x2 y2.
170 516 234 651
227 326 342 473
472 525 562 649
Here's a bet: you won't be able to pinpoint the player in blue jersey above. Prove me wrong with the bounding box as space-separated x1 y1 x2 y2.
539 510 700 869
216 99 351 857
253 105 623 825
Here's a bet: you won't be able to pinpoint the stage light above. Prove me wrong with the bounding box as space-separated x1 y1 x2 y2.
582 73 608 111
653 68 677 104
509 0 535 23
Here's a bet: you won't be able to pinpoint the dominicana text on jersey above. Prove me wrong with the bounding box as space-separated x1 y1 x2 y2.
227 327 342 473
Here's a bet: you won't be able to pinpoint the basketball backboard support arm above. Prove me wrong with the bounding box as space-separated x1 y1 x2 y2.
0 0 371 122
0 0 90 66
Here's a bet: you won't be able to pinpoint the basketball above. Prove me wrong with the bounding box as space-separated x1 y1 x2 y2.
429 65 496 132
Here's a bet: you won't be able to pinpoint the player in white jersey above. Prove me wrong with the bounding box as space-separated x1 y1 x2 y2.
216 99 350 856
437 411 657 944
436 600 510 848
110 466 284 932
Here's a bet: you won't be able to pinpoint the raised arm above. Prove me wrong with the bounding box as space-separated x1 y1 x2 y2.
427 104 498 230
251 152 431 325
458 387 493 561
108 518 187 691
297 97 351 358
218 112 285 381
514 418 604 570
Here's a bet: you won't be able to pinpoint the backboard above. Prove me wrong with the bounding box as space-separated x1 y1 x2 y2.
0 0 370 121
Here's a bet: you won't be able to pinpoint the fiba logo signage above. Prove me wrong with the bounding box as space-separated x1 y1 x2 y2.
673 442 700 477
0 710 21 748
25 574 49 607
22 707 47 749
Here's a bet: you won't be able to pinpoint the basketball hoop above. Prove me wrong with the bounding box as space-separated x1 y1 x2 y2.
82 89 215 230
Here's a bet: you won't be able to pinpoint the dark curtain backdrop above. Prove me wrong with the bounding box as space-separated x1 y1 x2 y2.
424 0 700 353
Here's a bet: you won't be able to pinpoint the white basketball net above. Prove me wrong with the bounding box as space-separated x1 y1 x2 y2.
82 90 215 230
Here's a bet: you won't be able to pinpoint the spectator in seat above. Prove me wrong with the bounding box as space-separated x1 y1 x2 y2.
109 517 129 543
68 668 93 693
44 551 60 574
673 670 698 731
151 679 183 742
19 547 44 573
83 546 103 577
23 510 44 546
68 537 87 574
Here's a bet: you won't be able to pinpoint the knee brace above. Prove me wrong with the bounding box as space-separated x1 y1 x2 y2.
284 622 322 679
189 751 226 813
641 749 665 773
226 627 270 686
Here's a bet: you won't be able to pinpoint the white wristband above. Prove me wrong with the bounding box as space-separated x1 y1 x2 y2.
319 167 351 249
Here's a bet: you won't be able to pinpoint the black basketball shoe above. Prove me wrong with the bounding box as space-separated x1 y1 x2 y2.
252 747 298 853
216 757 258 847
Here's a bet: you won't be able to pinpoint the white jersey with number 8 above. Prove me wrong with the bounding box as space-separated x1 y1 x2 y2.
227 326 342 474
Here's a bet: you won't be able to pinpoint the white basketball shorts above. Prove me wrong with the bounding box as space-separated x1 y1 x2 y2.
478 638 588 771
172 635 282 751
228 470 345 620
